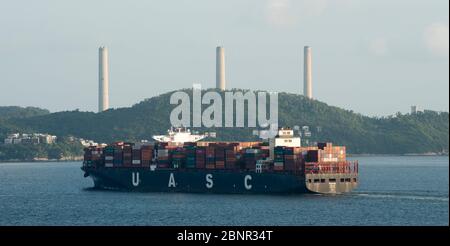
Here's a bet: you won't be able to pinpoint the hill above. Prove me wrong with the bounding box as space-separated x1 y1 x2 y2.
0 106 50 120
0 106 50 142
2 89 449 154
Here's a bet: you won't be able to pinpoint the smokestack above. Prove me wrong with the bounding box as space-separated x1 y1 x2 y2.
303 46 313 99
216 46 226 91
99 46 109 112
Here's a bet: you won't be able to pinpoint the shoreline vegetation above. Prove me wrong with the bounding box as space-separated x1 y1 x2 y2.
0 157 83 163
1 89 448 156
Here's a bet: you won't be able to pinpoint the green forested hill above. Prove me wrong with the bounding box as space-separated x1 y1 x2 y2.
2 89 449 154
0 106 50 119
0 106 50 142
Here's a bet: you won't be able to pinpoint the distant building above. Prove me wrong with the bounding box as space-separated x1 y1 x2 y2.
12 138 22 144
80 138 98 147
411 105 418 114
3 133 56 145
39 134 57 144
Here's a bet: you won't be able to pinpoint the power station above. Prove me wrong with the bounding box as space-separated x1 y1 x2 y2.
97 45 314 109
303 46 313 99
216 46 226 91
98 46 109 112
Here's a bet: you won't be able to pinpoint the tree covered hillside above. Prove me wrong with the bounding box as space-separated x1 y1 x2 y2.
3 89 449 154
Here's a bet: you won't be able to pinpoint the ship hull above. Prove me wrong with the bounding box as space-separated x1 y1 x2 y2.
82 167 310 194
82 167 359 194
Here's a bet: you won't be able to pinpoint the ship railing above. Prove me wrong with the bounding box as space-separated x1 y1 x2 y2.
305 160 358 175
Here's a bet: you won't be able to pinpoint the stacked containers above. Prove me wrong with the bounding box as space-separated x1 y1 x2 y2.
205 146 215 169
113 144 123 166
306 150 319 163
244 148 260 170
195 147 206 169
273 146 284 171
90 147 103 167
157 144 169 168
171 147 185 169
318 144 346 163
304 143 349 174
260 146 270 159
225 146 237 169
284 147 304 172
185 145 196 168
294 149 304 173
104 145 114 167
141 145 153 167
283 147 294 171
214 145 225 169
132 145 141 166
83 147 94 167
123 143 133 167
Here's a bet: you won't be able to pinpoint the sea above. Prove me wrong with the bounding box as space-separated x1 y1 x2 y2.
0 156 448 226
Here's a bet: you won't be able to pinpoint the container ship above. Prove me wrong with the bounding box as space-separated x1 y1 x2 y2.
81 127 358 194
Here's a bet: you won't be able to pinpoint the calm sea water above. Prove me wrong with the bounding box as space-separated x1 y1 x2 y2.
0 156 448 226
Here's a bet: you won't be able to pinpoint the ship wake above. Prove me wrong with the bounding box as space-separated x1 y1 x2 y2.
352 192 448 202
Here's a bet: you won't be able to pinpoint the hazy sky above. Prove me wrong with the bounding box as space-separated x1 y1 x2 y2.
0 0 448 116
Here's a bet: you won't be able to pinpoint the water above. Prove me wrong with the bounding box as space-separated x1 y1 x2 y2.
0 156 448 226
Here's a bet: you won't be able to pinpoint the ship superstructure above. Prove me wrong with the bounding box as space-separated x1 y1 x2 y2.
152 127 206 145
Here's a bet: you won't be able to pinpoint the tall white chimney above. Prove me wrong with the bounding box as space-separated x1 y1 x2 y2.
99 46 109 112
216 46 226 91
303 46 313 99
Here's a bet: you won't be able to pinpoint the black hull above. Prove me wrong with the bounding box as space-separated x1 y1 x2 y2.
82 167 310 194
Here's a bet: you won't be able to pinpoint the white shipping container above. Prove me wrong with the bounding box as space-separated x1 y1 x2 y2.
321 157 338 162
105 163 113 167
246 149 259 154
274 162 284 167
159 150 169 157
105 156 114 161
132 160 141 165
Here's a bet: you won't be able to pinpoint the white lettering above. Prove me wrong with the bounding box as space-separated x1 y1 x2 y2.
170 91 191 127
168 173 176 187
169 84 279 136
132 172 140 187
244 175 252 190
202 92 222 127
178 230 211 244
206 174 213 189
224 91 256 127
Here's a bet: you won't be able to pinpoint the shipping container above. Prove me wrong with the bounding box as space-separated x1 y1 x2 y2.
215 161 225 169
306 150 319 162
158 149 169 157
273 162 284 171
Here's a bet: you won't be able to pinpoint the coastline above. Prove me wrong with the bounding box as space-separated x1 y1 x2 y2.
0 157 83 163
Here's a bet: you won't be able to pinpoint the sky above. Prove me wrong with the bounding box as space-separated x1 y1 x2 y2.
0 0 448 116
